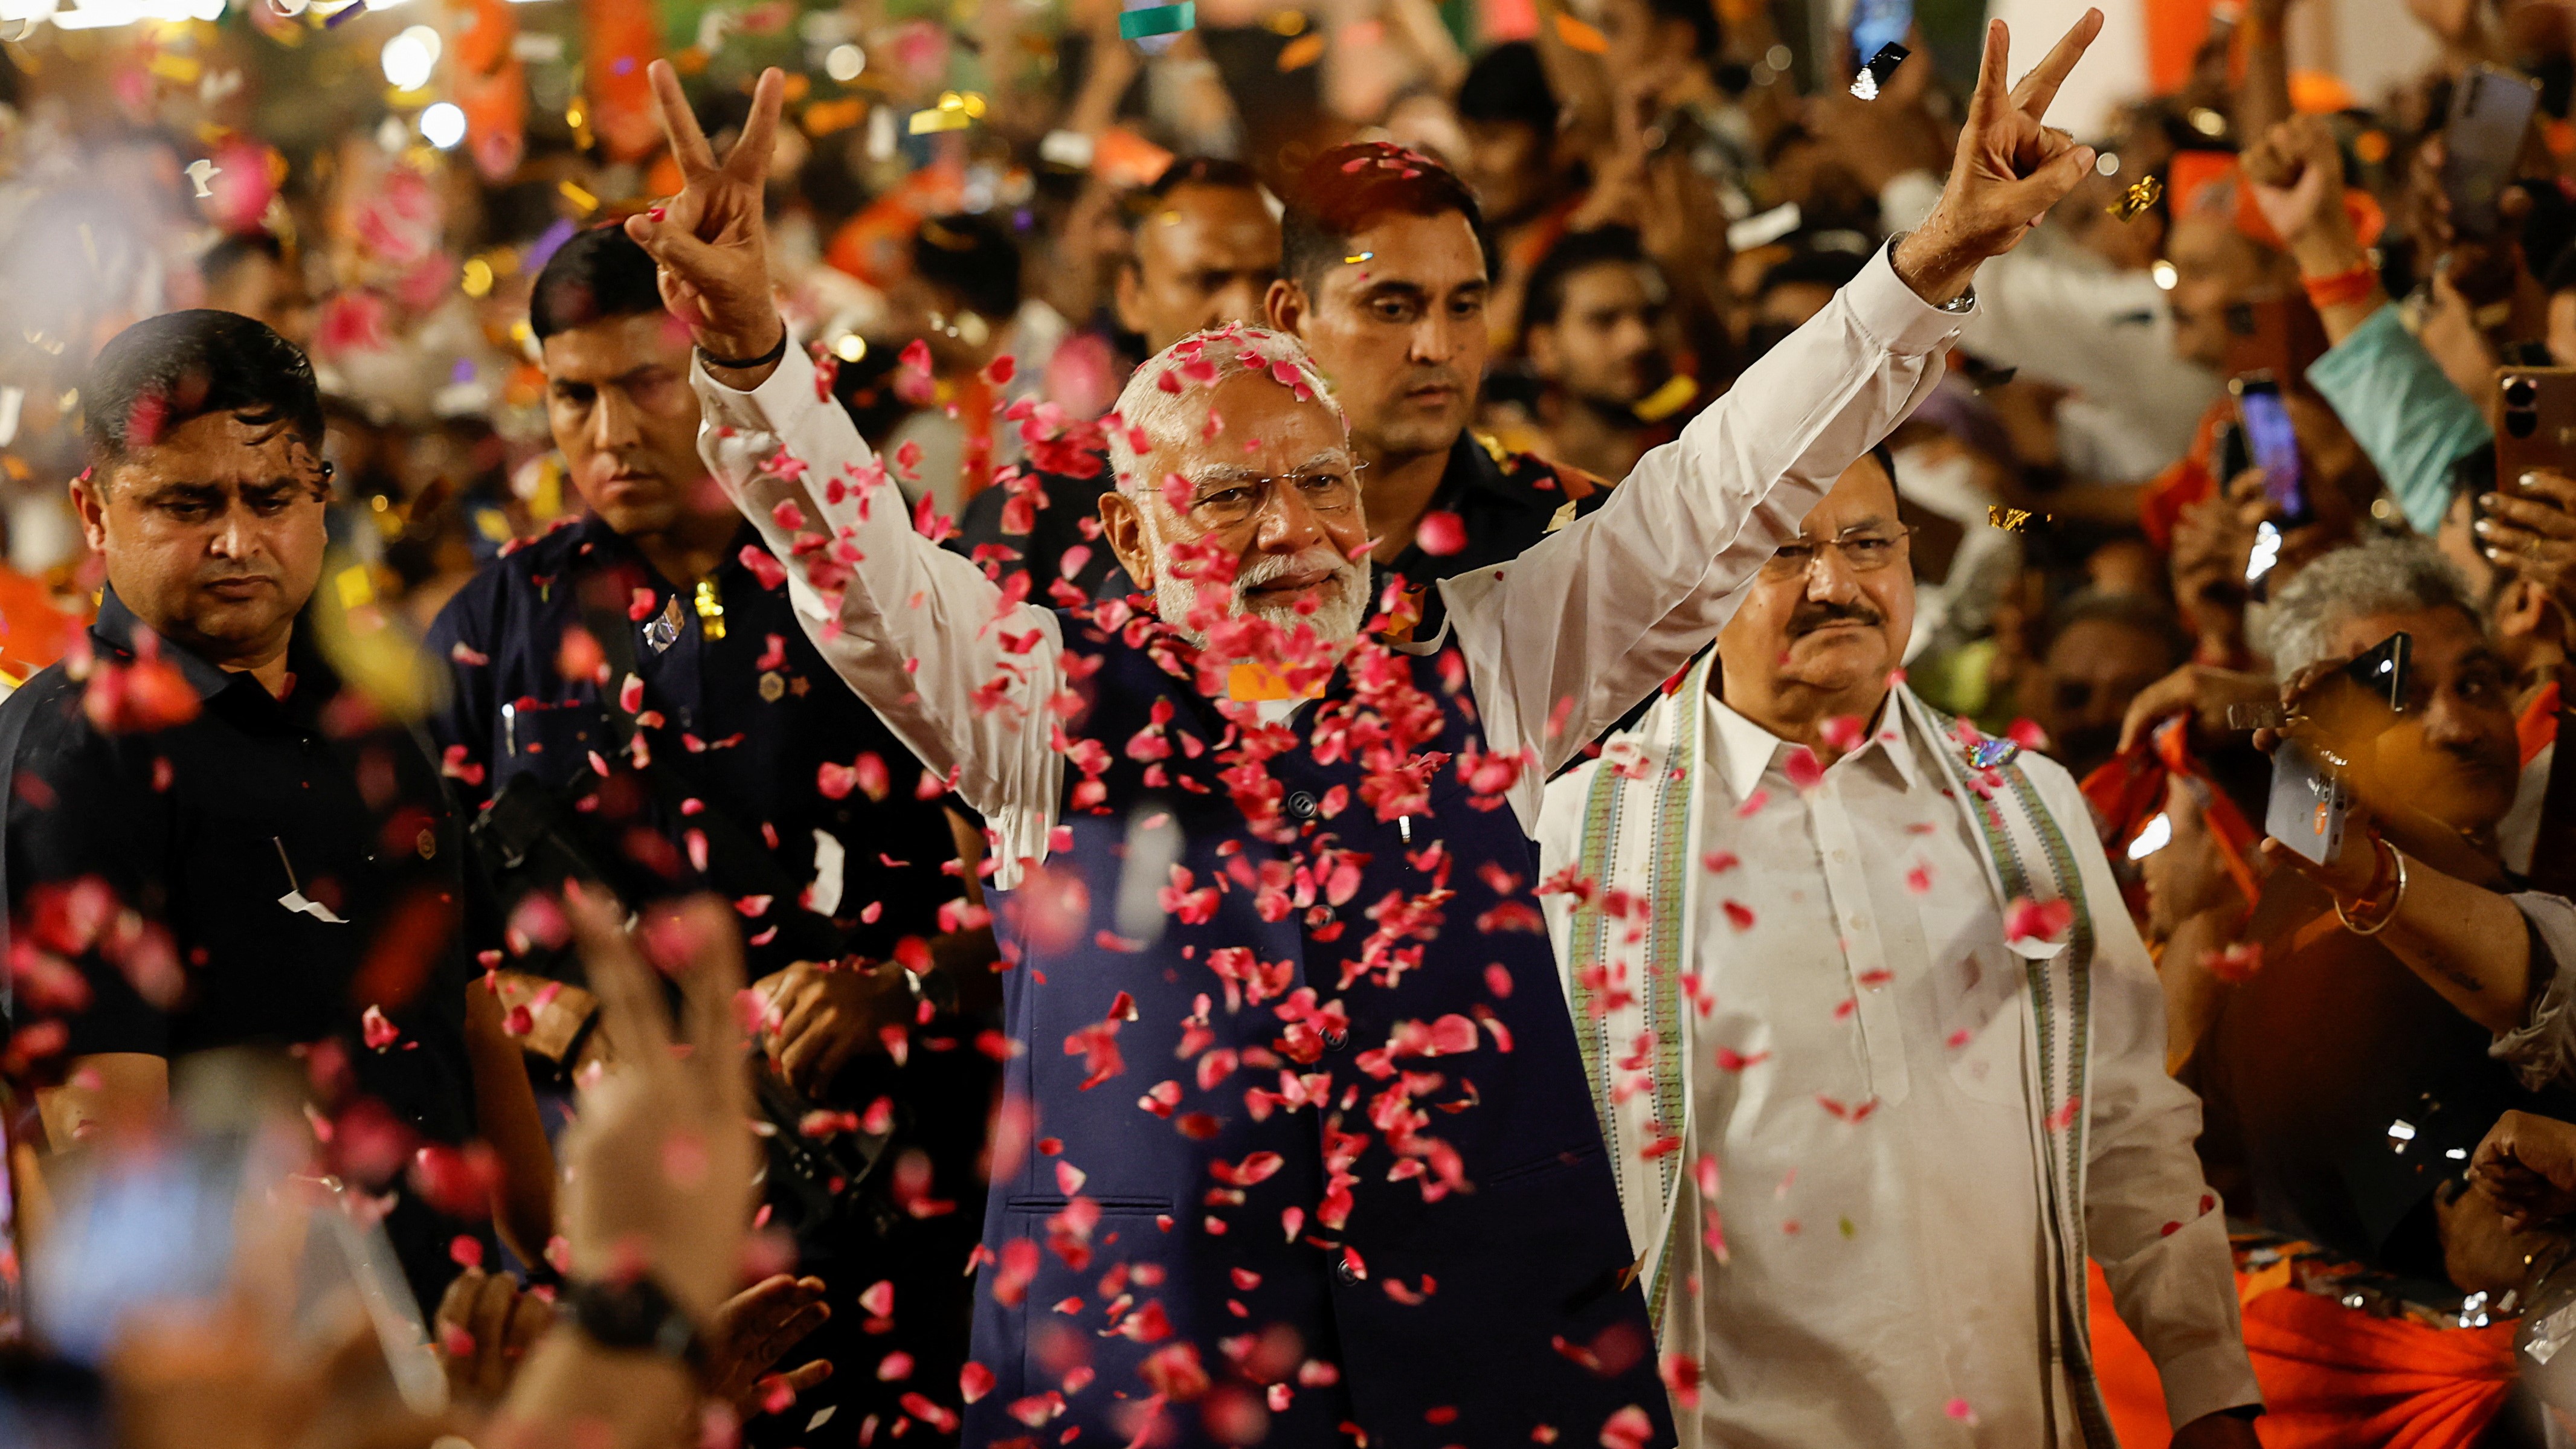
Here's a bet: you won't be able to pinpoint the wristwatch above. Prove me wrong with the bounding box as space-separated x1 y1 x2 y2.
1884 231 1979 313
562 1276 706 1371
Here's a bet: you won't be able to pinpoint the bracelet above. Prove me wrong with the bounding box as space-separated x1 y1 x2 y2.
699 329 790 372
2337 842 2409 935
2302 263 2378 311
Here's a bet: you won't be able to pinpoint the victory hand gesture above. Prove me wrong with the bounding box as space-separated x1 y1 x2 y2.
625 60 788 372
1893 10 2104 303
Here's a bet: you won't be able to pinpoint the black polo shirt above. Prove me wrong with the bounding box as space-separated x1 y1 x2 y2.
950 431 1612 605
0 588 480 1305
423 514 959 974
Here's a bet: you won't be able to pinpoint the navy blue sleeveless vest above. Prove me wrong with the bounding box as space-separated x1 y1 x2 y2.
966 609 1673 1449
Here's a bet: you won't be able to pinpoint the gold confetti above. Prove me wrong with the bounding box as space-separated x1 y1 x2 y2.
2107 173 2162 222
1261 8 1305 34
558 180 599 213
1986 504 2052 532
1342 251 1373 264
461 257 494 297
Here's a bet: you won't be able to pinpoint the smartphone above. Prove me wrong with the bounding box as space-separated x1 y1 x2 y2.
1850 0 1913 67
2261 631 2410 863
2495 367 2576 492
2267 738 2354 865
2233 374 2309 527
2446 66 2542 240
2343 630 2411 712
2212 417 2249 487
2221 298 2331 385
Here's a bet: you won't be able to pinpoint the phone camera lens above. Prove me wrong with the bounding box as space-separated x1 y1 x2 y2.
2507 378 2539 408
2509 410 2540 438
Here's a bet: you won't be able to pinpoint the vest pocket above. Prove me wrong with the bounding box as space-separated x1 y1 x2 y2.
1001 1194 1174 1216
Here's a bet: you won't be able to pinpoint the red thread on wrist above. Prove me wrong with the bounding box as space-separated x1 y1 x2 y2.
2302 265 2378 311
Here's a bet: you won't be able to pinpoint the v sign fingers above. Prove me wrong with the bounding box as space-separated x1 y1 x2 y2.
624 62 788 375
2008 8 2103 124
648 58 720 176
1895 11 2102 304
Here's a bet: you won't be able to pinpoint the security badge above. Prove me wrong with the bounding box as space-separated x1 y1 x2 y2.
643 594 686 653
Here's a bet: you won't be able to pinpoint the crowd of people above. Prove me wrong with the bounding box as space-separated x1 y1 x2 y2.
8 0 2576 1444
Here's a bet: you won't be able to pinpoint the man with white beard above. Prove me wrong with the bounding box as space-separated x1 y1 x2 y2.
621 10 2108 1439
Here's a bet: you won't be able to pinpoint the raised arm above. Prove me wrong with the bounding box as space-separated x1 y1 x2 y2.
623 62 1064 860
1452 12 2108 802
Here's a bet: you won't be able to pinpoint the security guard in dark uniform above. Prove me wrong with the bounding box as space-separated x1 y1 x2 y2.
423 228 994 1445
0 310 553 1316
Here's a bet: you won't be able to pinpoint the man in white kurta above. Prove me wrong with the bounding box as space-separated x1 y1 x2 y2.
1538 451 2264 1449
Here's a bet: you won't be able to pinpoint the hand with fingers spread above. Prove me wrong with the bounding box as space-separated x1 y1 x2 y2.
1893 10 2104 304
556 888 759 1329
705 1273 835 1416
623 61 790 376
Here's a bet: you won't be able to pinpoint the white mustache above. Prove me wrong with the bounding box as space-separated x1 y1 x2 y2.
1236 549 1353 591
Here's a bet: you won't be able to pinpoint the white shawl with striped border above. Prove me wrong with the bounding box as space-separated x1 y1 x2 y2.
1547 669 2119 1447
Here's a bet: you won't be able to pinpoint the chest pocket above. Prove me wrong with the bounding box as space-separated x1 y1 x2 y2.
1914 885 2029 1105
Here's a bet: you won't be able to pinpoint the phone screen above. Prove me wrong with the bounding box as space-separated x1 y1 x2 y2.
2446 66 2542 239
1851 0 1913 64
2343 631 2412 713
2238 385 2308 527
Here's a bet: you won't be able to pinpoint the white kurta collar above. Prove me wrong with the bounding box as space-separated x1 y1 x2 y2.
1704 689 1921 803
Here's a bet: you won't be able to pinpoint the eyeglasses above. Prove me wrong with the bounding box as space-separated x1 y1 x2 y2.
1184 464 1366 532
1758 524 1916 580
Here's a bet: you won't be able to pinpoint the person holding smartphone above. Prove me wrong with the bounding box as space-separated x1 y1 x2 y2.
2245 114 2497 536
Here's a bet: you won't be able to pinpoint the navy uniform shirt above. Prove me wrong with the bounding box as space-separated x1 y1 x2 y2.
424 513 960 969
952 431 1611 606
0 588 479 1307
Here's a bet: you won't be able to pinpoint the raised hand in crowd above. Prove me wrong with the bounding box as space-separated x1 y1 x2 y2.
2478 467 2576 635
1890 8 2105 304
487 890 761 1448
2244 114 2389 343
623 61 788 375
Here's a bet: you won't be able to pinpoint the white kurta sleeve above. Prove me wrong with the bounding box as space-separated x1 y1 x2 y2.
2029 759 2264 1426
692 347 1065 877
1439 243 1966 834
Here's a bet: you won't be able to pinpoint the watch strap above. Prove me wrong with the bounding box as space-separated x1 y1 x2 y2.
563 1276 706 1370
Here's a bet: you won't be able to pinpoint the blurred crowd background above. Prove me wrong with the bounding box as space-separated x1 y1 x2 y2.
19 0 2576 1442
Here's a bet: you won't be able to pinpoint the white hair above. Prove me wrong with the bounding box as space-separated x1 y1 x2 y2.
2264 535 2481 676
1104 326 1344 493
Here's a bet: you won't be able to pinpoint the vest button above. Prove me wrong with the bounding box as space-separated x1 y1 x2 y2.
1285 789 1319 821
1324 1028 1349 1051
1333 1250 1360 1286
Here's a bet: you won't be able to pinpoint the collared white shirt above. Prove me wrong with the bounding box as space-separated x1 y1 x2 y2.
1675 696 2053 1447
1538 687 2264 1445
688 247 1966 883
